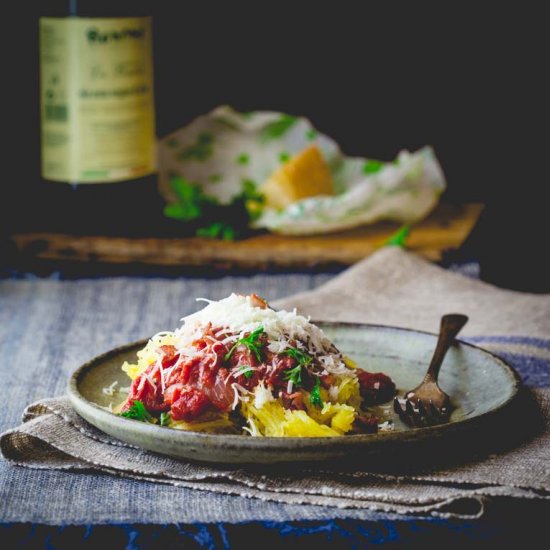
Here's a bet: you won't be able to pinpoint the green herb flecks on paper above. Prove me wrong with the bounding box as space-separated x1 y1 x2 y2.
279 152 290 163
261 115 298 142
179 132 215 162
236 153 250 166
158 106 446 236
306 129 318 141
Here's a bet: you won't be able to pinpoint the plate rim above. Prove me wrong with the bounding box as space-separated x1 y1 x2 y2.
67 321 523 449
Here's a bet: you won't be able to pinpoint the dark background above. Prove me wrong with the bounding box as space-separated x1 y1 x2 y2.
2 3 548 290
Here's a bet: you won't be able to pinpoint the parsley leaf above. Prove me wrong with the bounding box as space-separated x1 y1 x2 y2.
310 377 323 408
197 221 236 241
239 365 255 379
282 347 313 388
120 400 153 423
163 176 214 222
179 132 214 161
384 224 411 248
283 364 303 386
240 179 265 222
159 411 171 426
306 129 318 141
224 326 265 363
282 347 312 367
362 159 384 175
163 176 265 240
261 115 297 141
236 153 250 165
279 152 290 163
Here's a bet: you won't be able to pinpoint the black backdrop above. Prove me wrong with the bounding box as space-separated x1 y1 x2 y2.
2 3 548 290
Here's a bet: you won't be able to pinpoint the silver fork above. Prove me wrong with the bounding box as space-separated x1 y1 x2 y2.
394 314 468 427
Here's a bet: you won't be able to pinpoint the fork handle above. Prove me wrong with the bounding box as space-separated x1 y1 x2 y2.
424 314 468 383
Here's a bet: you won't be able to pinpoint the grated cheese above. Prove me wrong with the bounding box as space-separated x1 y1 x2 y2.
102 381 118 396
170 294 350 379
253 381 275 409
378 420 394 432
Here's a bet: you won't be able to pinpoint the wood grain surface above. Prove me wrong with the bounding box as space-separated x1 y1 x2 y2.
9 203 483 271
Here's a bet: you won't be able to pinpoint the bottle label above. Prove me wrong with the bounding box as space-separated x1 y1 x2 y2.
39 17 156 184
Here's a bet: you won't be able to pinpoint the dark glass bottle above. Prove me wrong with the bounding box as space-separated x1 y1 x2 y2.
37 0 161 235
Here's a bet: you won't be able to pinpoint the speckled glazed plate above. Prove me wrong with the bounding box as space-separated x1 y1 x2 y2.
68 322 521 464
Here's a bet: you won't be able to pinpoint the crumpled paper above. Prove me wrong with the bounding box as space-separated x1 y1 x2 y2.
158 106 446 235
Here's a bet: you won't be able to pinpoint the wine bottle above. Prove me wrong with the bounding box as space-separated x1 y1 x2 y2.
38 0 160 235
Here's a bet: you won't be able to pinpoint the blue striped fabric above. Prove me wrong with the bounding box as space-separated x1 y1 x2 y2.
463 336 550 387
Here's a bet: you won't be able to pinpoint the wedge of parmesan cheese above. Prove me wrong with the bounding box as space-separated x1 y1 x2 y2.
261 145 334 209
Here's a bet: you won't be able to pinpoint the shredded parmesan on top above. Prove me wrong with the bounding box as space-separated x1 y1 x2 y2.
167 294 349 377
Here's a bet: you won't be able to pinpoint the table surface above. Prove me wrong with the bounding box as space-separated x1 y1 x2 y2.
1 266 548 547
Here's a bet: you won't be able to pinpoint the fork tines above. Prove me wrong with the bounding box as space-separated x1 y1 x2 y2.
393 397 449 427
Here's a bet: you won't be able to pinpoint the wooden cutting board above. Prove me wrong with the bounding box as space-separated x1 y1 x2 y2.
9 203 482 271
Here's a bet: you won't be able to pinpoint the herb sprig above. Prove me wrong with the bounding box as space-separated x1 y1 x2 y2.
164 177 214 222
196 221 236 241
310 377 323 408
159 411 171 427
164 177 265 241
283 364 303 386
224 326 265 363
282 347 313 366
384 224 411 248
282 347 313 388
120 400 153 423
239 366 255 379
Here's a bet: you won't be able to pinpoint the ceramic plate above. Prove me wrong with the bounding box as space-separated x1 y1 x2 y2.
68 322 521 464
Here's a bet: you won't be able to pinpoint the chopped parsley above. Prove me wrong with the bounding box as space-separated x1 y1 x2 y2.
279 151 290 163
283 364 303 386
224 326 265 363
282 346 312 367
159 411 171 427
384 224 411 248
120 400 152 423
362 159 384 175
239 365 255 379
179 132 214 161
310 377 323 408
261 114 298 141
240 179 265 222
282 347 313 388
236 153 250 165
163 177 214 222
306 129 318 141
196 221 236 241
163 173 265 240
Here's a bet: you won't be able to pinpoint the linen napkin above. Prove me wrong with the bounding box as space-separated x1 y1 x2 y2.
2 248 549 519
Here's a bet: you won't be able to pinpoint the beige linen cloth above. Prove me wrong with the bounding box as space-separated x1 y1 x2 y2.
2 248 549 519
